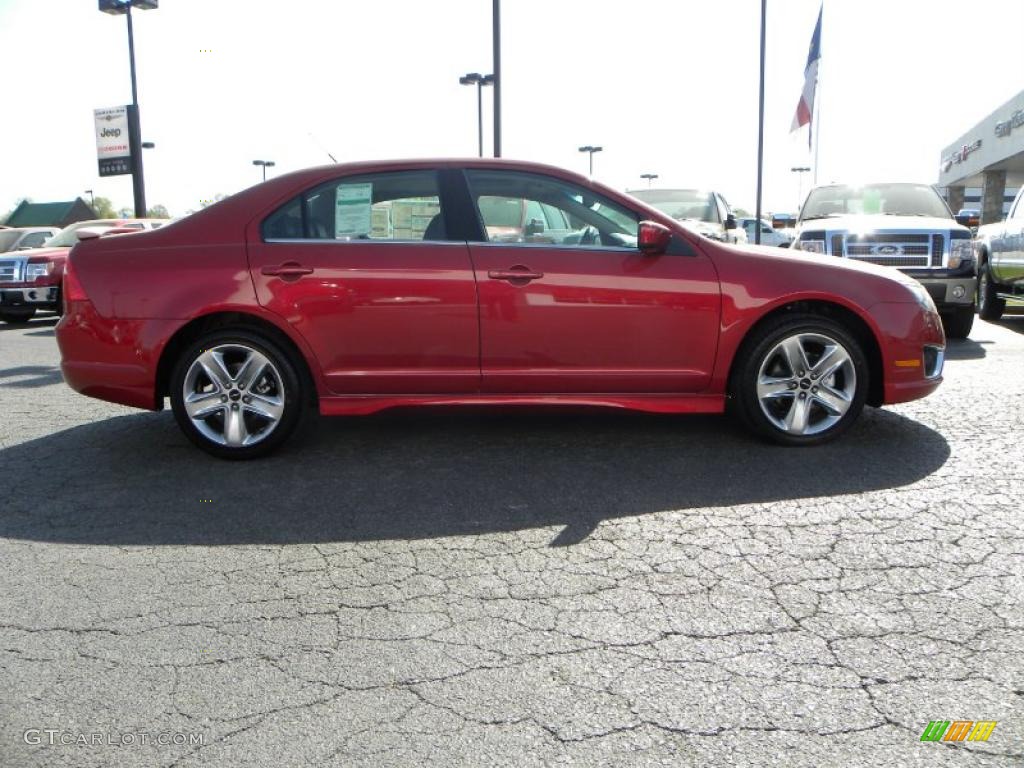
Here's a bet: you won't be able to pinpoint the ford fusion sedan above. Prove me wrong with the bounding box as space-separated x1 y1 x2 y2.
57 159 945 459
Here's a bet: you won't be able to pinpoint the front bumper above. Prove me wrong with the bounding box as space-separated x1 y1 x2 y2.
901 268 975 309
0 286 59 307
869 302 946 405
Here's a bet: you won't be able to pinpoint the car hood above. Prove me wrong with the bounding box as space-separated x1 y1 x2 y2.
721 240 922 287
797 214 960 233
0 245 69 260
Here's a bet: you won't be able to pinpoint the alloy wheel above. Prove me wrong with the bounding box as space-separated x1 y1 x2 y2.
182 343 286 447
755 332 857 436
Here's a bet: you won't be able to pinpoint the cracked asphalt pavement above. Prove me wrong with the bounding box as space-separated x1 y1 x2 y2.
1 314 1022 767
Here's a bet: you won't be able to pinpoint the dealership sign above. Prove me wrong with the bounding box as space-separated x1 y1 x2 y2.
94 105 131 177
995 109 1024 138
941 139 982 174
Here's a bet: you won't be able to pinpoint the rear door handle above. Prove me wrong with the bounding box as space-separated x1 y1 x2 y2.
487 267 544 282
261 262 314 278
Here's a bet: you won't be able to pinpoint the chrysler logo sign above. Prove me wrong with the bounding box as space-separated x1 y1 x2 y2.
872 245 903 256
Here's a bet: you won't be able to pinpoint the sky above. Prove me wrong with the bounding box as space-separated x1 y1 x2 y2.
1 0 1022 219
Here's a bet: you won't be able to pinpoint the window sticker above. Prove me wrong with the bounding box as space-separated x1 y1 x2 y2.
335 183 373 238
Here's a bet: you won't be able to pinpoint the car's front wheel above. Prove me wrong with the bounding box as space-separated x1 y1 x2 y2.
170 330 304 459
941 306 975 339
731 314 868 446
0 308 36 325
977 262 1005 321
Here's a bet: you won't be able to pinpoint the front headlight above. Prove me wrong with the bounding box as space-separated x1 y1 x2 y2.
25 261 54 280
948 239 973 269
797 239 825 254
906 281 937 313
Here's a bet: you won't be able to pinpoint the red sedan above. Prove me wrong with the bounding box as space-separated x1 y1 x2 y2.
56 159 945 458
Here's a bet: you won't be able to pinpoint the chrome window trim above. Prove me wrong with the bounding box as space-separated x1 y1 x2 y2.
263 238 463 246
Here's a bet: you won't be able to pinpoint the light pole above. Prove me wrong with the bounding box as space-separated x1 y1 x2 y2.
791 166 811 211
640 173 659 188
492 0 501 157
459 73 494 157
99 0 157 218
578 145 603 177
253 160 276 182
84 189 95 207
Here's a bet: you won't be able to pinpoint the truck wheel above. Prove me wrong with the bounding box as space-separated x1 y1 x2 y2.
731 314 868 446
170 329 305 459
0 308 36 325
942 307 974 339
977 263 1005 321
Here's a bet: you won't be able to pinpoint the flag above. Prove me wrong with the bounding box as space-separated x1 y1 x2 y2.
791 5 822 149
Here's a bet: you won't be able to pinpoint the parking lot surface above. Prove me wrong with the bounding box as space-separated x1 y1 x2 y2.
1 315 1022 767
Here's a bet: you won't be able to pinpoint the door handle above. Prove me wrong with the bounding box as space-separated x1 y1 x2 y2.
261 262 314 279
487 267 544 282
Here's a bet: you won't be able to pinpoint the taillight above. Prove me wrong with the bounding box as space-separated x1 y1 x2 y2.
63 256 88 303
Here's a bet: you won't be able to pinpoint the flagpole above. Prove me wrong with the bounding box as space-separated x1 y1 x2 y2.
754 0 766 245
812 5 822 186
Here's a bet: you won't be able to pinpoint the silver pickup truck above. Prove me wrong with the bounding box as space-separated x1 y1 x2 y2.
975 187 1024 320
791 183 976 338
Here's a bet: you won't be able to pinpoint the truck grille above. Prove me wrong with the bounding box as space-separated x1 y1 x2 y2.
0 259 23 282
831 233 937 268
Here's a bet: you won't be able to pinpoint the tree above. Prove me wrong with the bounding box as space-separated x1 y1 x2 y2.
91 196 118 218
146 204 170 218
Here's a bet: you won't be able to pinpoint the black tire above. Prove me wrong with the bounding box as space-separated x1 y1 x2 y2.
977 261 1005 321
0 308 36 324
730 313 869 446
170 329 304 459
941 306 974 339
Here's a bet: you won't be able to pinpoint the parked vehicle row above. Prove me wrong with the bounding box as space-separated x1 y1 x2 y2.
0 218 166 324
56 159 945 459
975 187 1024 320
0 226 59 253
790 182 977 338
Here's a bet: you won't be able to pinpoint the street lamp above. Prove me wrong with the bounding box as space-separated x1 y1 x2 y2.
791 166 811 211
459 72 494 158
578 145 603 177
98 0 157 218
84 189 95 207
640 173 659 188
253 160 276 182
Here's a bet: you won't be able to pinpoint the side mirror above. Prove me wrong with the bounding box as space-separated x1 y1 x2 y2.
724 213 737 230
638 220 672 256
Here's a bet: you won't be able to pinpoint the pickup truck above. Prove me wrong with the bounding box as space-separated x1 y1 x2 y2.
0 218 166 324
974 188 1024 320
791 182 976 338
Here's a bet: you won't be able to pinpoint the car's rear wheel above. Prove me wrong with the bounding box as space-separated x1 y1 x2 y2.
942 306 974 339
731 314 868 446
170 330 304 459
977 262 1005 321
0 308 36 325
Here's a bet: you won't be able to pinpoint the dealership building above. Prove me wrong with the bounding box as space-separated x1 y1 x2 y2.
938 88 1024 223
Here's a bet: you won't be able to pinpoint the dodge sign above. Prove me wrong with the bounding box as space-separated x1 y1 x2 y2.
94 105 131 177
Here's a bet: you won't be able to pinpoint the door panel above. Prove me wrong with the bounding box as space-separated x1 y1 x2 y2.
469 244 721 393
249 241 479 394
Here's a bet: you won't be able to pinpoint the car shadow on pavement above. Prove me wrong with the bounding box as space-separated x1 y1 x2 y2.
993 313 1024 335
0 365 64 388
0 316 58 333
944 338 989 360
0 406 950 547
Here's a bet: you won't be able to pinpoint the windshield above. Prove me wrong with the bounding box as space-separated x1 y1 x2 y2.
629 189 719 223
0 231 23 251
801 184 952 220
44 220 120 247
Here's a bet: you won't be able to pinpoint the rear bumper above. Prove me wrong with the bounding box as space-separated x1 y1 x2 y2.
56 300 161 411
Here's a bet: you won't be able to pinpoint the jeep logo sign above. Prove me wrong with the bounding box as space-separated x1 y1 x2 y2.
94 105 131 177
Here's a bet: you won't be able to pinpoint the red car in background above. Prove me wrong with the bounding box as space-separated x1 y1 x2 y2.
57 159 945 458
0 218 166 324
